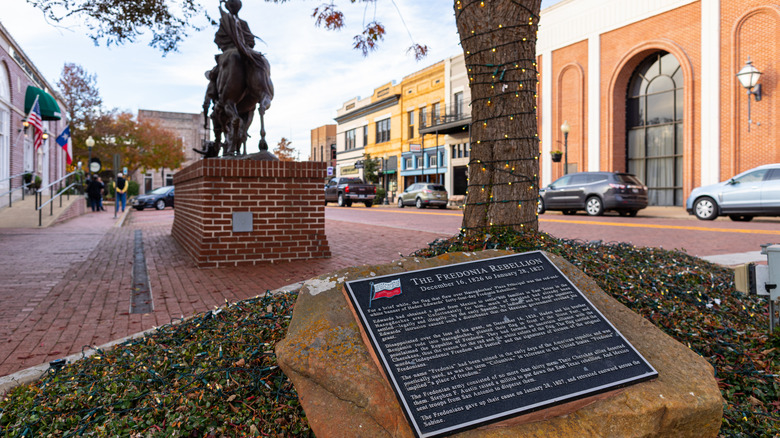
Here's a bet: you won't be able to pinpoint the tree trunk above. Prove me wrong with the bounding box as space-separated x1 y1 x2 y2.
455 0 542 233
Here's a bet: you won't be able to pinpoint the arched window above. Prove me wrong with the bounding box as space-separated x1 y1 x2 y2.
626 52 683 206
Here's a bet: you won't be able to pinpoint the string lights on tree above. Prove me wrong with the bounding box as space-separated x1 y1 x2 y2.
455 0 542 234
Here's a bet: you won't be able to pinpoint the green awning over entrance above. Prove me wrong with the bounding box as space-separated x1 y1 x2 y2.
25 86 62 121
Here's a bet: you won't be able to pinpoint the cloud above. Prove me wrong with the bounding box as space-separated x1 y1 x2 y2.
2 0 463 158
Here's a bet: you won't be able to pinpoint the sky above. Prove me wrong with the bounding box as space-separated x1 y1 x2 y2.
3 0 562 159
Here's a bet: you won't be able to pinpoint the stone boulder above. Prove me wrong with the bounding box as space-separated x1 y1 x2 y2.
276 251 723 437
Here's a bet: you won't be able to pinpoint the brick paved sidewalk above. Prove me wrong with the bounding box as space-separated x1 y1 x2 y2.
0 209 446 378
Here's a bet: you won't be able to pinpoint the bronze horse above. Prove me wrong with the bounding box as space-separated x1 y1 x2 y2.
201 1 273 156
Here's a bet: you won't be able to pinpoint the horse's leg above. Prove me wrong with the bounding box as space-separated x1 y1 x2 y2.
258 107 268 151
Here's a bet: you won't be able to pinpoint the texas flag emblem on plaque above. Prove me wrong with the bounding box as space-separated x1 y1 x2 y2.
369 278 402 307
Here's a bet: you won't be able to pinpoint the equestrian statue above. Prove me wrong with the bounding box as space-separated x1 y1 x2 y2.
197 0 275 159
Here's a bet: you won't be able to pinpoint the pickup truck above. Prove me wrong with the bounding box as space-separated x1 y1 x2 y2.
324 177 376 207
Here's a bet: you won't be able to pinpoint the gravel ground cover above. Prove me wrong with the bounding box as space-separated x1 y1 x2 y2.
0 230 777 437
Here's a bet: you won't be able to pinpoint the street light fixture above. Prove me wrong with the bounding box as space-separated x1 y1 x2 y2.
86 136 95 172
736 58 762 132
560 120 570 175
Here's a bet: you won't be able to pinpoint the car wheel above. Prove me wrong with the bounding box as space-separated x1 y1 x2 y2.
155 199 166 210
585 197 604 216
397 197 405 208
364 202 373 208
562 210 576 215
537 197 546 215
416 198 424 209
337 193 346 207
693 197 718 220
728 214 754 222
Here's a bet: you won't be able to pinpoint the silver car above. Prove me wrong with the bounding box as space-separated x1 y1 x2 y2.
685 163 780 221
397 183 448 209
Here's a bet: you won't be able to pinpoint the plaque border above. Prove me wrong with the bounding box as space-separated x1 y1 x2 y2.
344 251 658 438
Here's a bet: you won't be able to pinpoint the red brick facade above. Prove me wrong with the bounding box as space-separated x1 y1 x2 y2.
540 0 778 204
171 159 331 268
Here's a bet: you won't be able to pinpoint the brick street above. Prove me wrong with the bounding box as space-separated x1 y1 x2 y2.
0 208 447 378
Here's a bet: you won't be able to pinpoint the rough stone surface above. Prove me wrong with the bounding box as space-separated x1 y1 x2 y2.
276 251 724 437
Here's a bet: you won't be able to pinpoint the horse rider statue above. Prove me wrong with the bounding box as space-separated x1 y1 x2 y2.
199 0 274 158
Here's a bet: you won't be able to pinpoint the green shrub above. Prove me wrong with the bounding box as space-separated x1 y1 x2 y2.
374 187 386 205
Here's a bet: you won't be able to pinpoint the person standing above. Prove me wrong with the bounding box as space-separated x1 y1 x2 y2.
87 175 103 212
114 173 128 214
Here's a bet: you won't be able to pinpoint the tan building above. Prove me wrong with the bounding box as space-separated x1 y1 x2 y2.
136 109 207 193
310 124 336 175
334 81 403 190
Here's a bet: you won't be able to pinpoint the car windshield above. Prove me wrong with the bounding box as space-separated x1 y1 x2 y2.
614 174 643 185
149 186 172 195
428 185 446 191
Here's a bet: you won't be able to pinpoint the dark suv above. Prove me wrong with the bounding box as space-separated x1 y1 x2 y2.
537 172 648 216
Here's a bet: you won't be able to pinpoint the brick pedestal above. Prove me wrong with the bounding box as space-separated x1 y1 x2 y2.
172 159 330 268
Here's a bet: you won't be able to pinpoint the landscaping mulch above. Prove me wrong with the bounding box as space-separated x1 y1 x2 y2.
0 229 777 437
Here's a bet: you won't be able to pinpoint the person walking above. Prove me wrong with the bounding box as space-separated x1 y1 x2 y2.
87 175 103 212
96 176 106 211
113 173 128 215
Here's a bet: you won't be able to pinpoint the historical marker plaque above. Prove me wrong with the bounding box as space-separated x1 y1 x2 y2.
344 252 657 438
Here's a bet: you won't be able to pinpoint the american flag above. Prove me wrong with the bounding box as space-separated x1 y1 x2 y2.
27 96 44 151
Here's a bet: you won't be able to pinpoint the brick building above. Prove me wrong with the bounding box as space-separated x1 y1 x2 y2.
0 22 68 206
537 0 778 206
310 124 336 172
136 109 207 194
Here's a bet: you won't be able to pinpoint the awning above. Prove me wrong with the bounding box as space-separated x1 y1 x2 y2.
25 86 62 121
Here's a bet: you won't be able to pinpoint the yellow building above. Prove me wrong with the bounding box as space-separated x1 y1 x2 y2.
394 60 447 191
332 54 471 202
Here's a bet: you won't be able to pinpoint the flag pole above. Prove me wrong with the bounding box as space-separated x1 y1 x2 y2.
368 282 375 309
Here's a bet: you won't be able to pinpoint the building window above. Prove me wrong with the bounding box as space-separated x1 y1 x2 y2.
454 92 464 118
432 102 440 125
419 106 427 128
407 111 414 139
362 125 368 146
330 144 337 160
345 128 357 150
405 157 412 170
429 154 437 167
166 174 174 186
416 156 423 168
320 146 323 162
626 51 683 206
376 118 391 143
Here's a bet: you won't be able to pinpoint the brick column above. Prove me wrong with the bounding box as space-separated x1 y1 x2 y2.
172 159 330 268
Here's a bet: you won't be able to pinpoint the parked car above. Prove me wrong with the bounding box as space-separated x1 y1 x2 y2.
686 163 780 221
537 172 648 216
324 177 376 207
397 183 448 209
132 186 174 211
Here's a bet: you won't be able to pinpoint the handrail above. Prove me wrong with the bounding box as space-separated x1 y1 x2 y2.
36 170 81 195
35 171 83 227
0 172 33 207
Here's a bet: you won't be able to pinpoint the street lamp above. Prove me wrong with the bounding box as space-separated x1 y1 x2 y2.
560 120 570 175
86 136 95 172
736 58 763 132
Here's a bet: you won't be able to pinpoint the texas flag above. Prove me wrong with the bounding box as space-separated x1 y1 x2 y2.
56 126 73 165
370 279 402 307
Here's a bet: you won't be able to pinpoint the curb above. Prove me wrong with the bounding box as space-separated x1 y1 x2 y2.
0 282 304 396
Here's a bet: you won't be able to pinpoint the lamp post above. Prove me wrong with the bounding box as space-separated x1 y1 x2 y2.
86 136 95 173
560 120 570 175
736 58 763 132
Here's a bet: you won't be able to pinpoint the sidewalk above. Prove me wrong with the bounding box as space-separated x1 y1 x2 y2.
0 207 447 379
